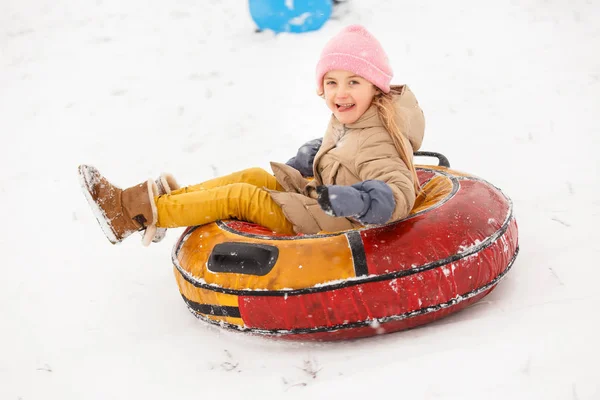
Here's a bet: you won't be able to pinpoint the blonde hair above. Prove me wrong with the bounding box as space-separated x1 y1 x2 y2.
372 90 421 193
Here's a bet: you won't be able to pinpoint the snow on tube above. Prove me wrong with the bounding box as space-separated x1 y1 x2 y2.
249 0 332 33
171 155 519 341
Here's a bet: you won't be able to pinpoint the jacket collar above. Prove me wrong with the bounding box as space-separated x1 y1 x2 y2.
330 103 381 131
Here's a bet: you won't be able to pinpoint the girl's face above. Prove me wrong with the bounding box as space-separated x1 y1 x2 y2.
323 70 378 124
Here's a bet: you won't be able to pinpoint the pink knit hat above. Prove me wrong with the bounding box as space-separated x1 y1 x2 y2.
316 25 393 94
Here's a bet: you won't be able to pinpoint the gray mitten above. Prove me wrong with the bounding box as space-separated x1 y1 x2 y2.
316 180 395 225
286 138 323 177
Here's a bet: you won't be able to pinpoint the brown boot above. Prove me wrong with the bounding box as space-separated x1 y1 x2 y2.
151 173 180 243
78 165 159 246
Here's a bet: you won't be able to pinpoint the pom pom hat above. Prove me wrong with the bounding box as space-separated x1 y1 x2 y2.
316 25 393 95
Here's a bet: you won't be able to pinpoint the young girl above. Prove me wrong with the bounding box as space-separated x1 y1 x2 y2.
79 24 425 246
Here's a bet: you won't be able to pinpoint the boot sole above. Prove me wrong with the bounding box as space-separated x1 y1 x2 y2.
78 165 120 244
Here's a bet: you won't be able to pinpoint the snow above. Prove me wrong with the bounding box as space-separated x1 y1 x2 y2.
1 0 599 399
289 13 313 27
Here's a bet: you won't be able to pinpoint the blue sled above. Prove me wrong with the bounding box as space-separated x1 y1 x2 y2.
249 0 332 33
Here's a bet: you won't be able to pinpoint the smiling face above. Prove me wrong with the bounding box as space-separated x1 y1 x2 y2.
322 70 378 124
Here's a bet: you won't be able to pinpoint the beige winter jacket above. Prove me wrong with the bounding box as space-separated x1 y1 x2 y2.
269 85 425 234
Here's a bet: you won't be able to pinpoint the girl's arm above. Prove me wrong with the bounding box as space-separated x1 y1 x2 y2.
353 134 417 221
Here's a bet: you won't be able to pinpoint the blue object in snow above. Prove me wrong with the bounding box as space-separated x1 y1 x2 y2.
249 0 333 34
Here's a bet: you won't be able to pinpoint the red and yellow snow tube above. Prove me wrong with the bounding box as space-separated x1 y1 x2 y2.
171 161 519 341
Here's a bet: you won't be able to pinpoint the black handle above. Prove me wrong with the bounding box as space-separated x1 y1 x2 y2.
207 242 279 276
414 151 451 168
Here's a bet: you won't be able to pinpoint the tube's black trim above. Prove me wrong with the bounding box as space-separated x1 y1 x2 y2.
182 297 241 318
185 246 519 336
346 231 368 276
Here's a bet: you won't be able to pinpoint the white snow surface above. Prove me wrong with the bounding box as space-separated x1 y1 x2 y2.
1 0 599 399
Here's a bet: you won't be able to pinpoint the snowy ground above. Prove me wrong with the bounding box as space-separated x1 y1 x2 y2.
1 0 599 399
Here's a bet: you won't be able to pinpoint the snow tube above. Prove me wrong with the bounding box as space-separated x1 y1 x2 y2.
249 0 332 34
171 154 519 341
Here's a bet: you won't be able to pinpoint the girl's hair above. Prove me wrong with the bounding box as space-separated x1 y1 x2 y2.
372 90 421 193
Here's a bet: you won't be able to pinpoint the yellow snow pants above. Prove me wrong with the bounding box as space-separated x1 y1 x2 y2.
154 167 295 234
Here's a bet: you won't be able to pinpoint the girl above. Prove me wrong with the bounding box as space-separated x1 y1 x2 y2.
79 24 425 246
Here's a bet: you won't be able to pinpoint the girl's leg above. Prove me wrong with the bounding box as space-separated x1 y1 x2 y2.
155 182 295 234
171 167 283 195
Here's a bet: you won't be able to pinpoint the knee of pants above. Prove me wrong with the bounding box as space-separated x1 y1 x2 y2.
240 167 272 181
